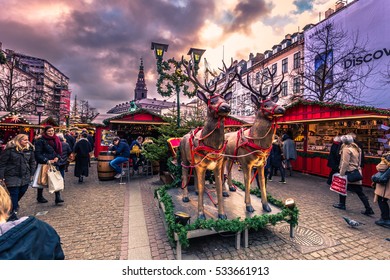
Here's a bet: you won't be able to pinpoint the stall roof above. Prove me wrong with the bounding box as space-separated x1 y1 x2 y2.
0 111 56 127
103 109 168 126
278 99 390 124
226 115 254 126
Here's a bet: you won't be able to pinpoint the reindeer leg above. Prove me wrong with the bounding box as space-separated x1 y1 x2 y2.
259 165 271 212
194 169 199 195
215 165 227 219
243 165 255 213
181 166 190 203
222 160 230 197
196 167 206 220
226 159 236 192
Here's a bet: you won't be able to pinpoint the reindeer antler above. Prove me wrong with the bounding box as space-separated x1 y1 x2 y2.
238 67 284 100
217 58 238 96
182 56 217 95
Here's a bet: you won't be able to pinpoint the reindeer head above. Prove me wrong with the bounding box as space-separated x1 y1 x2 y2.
251 94 285 120
239 67 285 120
184 58 236 118
197 91 232 118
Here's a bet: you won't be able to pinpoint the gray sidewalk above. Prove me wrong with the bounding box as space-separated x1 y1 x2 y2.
17 162 389 260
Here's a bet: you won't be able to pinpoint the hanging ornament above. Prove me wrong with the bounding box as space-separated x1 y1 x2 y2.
10 115 20 123
24 127 30 132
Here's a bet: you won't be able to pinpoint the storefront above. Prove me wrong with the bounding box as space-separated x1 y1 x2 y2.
277 100 390 186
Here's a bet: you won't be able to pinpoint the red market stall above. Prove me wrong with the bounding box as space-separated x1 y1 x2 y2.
92 109 169 158
0 112 57 149
277 100 390 186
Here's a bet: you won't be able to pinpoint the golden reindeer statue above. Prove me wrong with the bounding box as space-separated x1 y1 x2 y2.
223 68 285 213
180 60 237 220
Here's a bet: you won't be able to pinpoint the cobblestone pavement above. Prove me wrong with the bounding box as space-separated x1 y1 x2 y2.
18 162 390 260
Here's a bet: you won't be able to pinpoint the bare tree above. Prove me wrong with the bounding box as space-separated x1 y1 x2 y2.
79 99 98 122
0 52 38 112
302 20 373 103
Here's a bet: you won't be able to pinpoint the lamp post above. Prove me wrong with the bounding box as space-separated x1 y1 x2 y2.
35 98 45 134
151 42 205 128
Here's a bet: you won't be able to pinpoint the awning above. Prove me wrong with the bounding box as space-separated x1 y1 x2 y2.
278 114 389 124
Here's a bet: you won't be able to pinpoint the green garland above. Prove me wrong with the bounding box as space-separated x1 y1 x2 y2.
156 58 198 98
155 179 299 248
285 99 390 115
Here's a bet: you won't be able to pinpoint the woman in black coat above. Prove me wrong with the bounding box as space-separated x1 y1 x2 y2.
326 136 341 185
0 134 36 221
34 126 64 204
73 133 92 183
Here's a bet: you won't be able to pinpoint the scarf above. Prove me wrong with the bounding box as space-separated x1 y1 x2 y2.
42 134 63 155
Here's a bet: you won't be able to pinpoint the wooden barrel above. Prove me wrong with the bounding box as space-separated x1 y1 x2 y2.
97 151 115 181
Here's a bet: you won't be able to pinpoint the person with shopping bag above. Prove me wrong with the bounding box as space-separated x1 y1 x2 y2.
34 126 64 205
0 134 36 221
332 134 374 216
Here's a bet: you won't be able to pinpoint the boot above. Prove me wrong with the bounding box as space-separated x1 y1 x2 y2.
55 191 64 205
359 194 374 216
333 203 346 210
361 207 375 216
37 188 48 203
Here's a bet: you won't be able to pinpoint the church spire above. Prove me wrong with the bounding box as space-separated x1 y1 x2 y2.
134 57 148 100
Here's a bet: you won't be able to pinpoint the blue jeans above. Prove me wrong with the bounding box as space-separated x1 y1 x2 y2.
7 184 29 212
109 157 129 174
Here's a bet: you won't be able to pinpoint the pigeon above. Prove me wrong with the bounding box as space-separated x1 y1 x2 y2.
342 216 365 228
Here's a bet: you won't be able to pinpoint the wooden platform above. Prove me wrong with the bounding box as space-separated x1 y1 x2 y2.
168 184 283 220
158 184 290 259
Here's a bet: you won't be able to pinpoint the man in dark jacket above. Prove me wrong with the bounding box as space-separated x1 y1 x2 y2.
327 136 342 185
109 137 130 178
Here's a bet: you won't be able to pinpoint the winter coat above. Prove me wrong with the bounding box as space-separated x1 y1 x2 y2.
58 141 72 167
282 138 297 160
374 160 390 201
339 143 362 185
0 143 36 187
269 143 284 168
34 137 61 164
64 134 75 149
327 142 341 170
73 138 92 177
0 216 64 260
112 139 130 158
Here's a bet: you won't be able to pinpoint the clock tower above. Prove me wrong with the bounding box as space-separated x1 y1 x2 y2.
134 58 148 100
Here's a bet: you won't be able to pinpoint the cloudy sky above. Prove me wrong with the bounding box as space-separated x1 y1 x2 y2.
0 0 341 113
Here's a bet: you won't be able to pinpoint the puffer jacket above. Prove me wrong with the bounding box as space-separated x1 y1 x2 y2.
339 143 362 185
0 142 36 187
374 160 390 201
0 216 64 260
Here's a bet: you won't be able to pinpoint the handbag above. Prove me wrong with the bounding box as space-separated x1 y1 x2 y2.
32 164 48 188
372 167 390 185
345 168 363 182
47 163 64 194
330 173 347 196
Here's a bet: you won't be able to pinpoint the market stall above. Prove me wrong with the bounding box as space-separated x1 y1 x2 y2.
0 111 57 149
92 109 168 158
277 100 390 186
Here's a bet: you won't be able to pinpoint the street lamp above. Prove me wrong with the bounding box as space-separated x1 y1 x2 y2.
35 99 45 134
151 42 205 128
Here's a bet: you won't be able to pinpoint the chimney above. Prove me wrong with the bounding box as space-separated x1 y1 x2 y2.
285 34 292 40
249 53 254 60
325 8 334 18
335 0 346 11
0 42 2 50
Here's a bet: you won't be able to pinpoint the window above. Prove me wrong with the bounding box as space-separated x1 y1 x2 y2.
272 63 277 75
293 77 301 94
255 72 260 84
263 68 269 81
282 58 288 74
282 81 288 97
293 52 301 69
